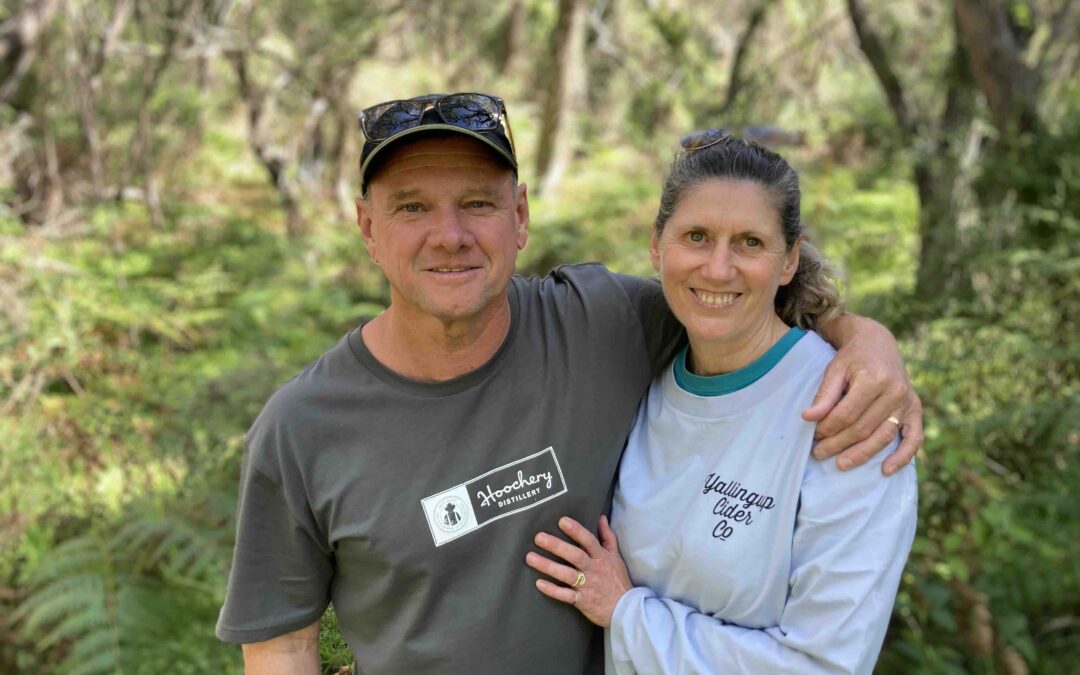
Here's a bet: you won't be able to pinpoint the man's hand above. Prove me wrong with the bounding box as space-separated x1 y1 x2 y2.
808 314 923 475
242 620 320 675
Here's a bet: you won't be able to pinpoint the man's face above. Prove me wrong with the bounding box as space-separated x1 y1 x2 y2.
357 136 529 328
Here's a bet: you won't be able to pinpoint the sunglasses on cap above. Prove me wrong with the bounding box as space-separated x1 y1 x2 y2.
358 92 516 154
679 128 733 152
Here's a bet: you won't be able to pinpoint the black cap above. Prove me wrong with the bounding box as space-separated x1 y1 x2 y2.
359 93 517 196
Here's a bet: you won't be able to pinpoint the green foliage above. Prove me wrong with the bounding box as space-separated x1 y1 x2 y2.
318 606 353 675
12 493 239 674
3 1 1079 672
878 120 1080 675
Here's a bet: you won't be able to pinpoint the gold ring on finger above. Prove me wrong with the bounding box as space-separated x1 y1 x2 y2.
572 570 586 588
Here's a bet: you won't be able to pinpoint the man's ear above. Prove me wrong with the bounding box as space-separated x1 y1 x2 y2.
515 182 530 250
356 197 378 263
780 236 801 286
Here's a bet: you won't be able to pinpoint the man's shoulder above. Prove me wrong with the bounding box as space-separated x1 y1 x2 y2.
512 262 659 303
246 331 360 445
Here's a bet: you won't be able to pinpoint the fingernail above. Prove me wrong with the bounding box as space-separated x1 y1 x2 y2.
559 517 570 529
837 459 850 470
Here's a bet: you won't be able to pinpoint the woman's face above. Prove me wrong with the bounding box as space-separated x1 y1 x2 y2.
651 179 800 347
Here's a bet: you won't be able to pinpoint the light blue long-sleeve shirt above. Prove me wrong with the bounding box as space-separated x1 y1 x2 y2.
607 331 917 674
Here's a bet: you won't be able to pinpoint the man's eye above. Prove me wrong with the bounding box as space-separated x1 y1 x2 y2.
688 232 705 243
399 203 422 213
466 201 491 209
745 236 761 247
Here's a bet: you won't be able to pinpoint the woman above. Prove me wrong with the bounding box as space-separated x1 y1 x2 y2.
526 132 917 674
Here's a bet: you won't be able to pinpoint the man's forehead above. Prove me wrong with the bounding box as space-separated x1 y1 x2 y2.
374 137 512 181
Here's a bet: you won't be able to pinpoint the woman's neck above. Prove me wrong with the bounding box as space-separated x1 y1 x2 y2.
687 314 793 376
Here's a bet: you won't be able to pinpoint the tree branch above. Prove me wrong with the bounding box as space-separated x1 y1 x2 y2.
845 0 915 135
721 0 777 115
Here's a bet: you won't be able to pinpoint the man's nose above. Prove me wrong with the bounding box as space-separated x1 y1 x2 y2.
429 207 475 250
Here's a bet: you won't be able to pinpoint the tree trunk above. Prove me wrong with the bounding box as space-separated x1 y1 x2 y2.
228 50 305 238
0 0 62 105
535 0 589 196
70 0 131 200
953 0 1039 138
496 0 527 76
847 0 982 309
720 0 776 115
913 10 979 304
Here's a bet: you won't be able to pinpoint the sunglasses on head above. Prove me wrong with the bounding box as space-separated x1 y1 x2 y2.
679 128 733 153
358 92 515 153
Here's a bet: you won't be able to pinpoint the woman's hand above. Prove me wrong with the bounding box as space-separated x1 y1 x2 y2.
526 515 632 628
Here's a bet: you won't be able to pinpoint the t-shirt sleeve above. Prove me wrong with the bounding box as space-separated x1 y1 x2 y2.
215 425 333 644
609 445 918 674
611 273 685 374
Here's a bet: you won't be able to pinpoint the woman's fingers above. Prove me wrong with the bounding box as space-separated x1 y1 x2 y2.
535 578 579 605
558 517 605 557
598 515 619 554
533 530 590 570
525 551 581 587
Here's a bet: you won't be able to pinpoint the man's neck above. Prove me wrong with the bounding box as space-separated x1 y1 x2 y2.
360 300 513 382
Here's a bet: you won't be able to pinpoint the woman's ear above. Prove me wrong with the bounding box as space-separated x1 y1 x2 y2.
780 236 801 286
650 228 661 272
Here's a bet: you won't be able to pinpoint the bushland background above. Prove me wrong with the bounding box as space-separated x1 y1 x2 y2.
2 0 1077 673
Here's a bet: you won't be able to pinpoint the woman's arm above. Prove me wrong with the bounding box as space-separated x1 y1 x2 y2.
530 451 918 674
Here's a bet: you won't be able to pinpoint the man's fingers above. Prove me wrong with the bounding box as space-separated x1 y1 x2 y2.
812 385 895 461
802 361 847 423
526 551 582 587
559 517 604 557
812 371 892 441
884 407 924 475
832 416 902 470
535 578 579 605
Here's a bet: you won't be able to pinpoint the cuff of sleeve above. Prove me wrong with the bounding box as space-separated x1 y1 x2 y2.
609 586 657 669
215 607 325 645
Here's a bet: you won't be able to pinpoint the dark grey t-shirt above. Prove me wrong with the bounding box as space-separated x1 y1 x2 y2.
216 263 682 674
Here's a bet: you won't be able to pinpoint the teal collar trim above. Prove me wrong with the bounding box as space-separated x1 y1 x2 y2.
674 327 807 396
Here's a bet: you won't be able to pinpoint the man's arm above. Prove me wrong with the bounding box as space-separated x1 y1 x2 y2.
242 621 320 675
810 313 924 475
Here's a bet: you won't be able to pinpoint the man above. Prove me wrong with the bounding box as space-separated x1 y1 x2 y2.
216 93 922 674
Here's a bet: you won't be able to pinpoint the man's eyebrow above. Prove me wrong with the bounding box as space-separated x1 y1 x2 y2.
382 188 422 214
462 186 503 198
387 188 422 203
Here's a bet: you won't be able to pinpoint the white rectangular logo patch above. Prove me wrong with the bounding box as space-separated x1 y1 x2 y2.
421 446 568 546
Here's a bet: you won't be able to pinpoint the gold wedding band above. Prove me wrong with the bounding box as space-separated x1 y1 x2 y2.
886 416 901 427
572 570 586 588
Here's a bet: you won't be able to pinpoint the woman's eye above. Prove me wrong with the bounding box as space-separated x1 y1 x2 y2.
688 232 705 243
745 236 761 247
